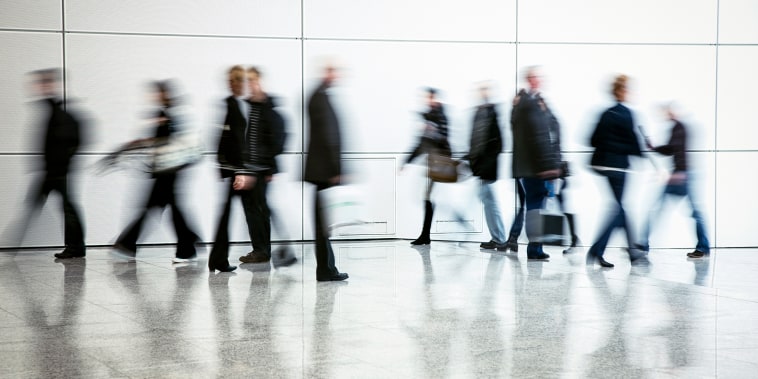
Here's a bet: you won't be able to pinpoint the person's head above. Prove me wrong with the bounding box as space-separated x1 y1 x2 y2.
478 82 491 102
228 65 246 97
425 87 438 107
323 65 339 86
661 101 679 121
246 66 263 98
524 66 542 92
612 74 629 102
151 80 175 107
31 68 61 97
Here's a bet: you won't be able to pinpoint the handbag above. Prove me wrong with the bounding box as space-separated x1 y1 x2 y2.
152 133 202 174
525 193 568 246
427 153 459 183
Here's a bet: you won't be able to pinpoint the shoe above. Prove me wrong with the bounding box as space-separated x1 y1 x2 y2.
596 256 614 268
628 248 648 262
317 272 349 282
687 250 707 258
527 252 550 260
480 240 507 250
172 256 197 263
272 248 297 268
54 248 85 259
110 246 136 261
504 236 519 253
208 262 237 272
410 237 430 246
563 246 576 254
239 251 271 264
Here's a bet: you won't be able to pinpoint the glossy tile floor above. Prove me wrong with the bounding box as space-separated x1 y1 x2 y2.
1 240 758 378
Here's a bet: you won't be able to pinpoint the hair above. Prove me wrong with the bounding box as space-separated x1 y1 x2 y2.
523 65 541 81
228 65 245 80
612 74 628 101
151 79 177 106
32 68 61 83
246 66 261 77
425 87 438 96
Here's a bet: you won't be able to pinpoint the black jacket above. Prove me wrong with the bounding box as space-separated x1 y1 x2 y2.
467 103 503 180
510 90 559 178
217 95 286 177
652 120 687 172
406 103 451 164
42 98 81 177
590 103 642 169
304 83 341 184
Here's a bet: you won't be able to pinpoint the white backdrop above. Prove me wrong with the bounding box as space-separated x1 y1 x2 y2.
1 0 756 249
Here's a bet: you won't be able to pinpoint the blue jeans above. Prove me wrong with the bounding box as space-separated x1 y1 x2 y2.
521 177 549 256
479 179 506 244
507 178 526 238
639 174 710 253
588 170 635 258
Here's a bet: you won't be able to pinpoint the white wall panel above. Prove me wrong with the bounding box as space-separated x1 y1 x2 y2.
517 44 717 153
304 0 516 41
519 0 717 44
65 0 300 37
0 32 62 153
717 46 758 151
0 1 61 30
304 40 517 154
719 0 758 44
715 152 758 247
64 34 303 153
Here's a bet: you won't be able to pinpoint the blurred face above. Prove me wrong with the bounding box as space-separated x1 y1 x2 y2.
228 72 245 97
324 66 338 85
34 74 58 97
526 70 542 91
615 86 628 102
479 86 490 101
426 91 436 107
246 71 262 97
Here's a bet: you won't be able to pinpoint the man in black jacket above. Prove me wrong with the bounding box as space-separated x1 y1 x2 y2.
510 67 561 260
304 65 348 282
21 69 86 259
209 66 290 272
467 84 506 250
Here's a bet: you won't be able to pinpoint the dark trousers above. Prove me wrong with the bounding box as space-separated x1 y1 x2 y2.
25 174 85 251
588 170 635 258
507 178 527 238
209 176 270 266
521 177 549 256
314 183 339 277
117 174 197 258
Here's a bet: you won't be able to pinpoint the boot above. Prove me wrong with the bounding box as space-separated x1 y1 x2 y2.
411 201 433 245
505 234 519 253
563 213 579 254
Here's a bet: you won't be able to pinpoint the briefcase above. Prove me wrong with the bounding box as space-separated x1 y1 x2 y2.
525 196 568 246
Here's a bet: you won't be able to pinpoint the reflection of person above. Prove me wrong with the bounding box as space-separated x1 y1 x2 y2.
510 66 561 260
114 81 199 263
19 69 86 259
586 75 646 268
638 104 710 258
465 84 506 250
403 88 451 246
304 65 348 282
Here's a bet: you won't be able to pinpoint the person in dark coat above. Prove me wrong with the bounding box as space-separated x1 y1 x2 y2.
403 88 451 246
510 66 561 260
638 103 710 258
465 84 506 250
304 65 348 282
113 80 200 263
16 68 86 259
586 74 646 268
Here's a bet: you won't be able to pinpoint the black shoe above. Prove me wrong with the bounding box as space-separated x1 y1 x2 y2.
317 272 349 282
563 246 577 254
527 252 550 260
239 251 271 264
54 248 85 259
209 262 237 272
504 236 519 253
628 248 648 262
411 237 430 246
480 240 507 250
272 247 297 268
596 256 614 268
687 250 707 258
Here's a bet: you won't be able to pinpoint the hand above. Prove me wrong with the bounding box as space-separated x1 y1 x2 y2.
668 171 686 185
265 175 273 183
233 175 256 190
537 169 561 180
329 175 341 185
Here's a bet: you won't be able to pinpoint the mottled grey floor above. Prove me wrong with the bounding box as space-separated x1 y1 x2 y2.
1 240 757 378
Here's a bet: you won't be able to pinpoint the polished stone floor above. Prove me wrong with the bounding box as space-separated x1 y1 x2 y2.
1 240 758 378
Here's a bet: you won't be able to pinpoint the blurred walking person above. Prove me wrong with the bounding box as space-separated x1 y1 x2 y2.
586 75 646 268
638 103 710 258
403 88 451 246
304 65 349 282
465 83 507 250
510 66 562 260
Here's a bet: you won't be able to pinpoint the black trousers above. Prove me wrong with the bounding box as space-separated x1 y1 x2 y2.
314 183 339 277
117 174 198 258
25 173 85 251
209 176 270 266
